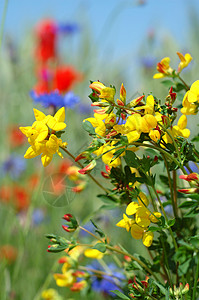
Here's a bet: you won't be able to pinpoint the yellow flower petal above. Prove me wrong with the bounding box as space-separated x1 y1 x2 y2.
126 202 140 216
130 224 144 239
135 207 151 227
41 153 53 167
153 73 165 79
149 212 161 223
142 231 154 247
54 107 65 122
33 108 46 121
84 249 104 259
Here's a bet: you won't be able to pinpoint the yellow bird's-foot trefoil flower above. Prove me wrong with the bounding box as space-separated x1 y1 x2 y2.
177 52 192 73
153 57 174 79
116 192 161 247
20 107 67 167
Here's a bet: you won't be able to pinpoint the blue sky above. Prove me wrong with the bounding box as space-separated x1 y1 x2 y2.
1 0 199 60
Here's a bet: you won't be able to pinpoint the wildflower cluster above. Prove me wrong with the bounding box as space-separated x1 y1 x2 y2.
20 51 199 299
19 107 67 167
116 192 161 247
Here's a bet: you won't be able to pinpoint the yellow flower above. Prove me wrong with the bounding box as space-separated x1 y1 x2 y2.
124 113 157 144
149 129 161 143
134 95 155 115
187 80 199 103
153 57 173 79
177 52 192 73
46 107 66 131
54 269 76 287
116 213 135 232
84 248 104 259
149 212 161 223
172 115 190 139
131 223 145 239
41 289 60 300
41 135 64 167
181 91 197 115
85 113 107 137
142 231 154 247
20 107 67 167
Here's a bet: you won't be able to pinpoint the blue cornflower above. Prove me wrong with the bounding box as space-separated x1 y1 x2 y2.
86 261 125 297
2 154 26 179
57 23 80 34
140 56 156 69
63 91 80 108
32 209 45 226
30 90 80 109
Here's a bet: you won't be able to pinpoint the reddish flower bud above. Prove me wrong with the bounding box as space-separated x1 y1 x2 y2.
120 83 126 103
78 160 96 175
121 113 126 120
178 188 199 194
75 152 90 162
161 115 170 126
63 214 73 222
62 225 76 232
179 173 199 182
117 99 125 106
101 171 110 179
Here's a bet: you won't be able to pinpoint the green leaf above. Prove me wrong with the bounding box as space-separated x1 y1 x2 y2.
90 219 105 238
167 219 175 227
110 290 130 300
148 226 163 232
187 194 199 201
179 200 198 208
161 80 173 88
93 243 106 253
124 151 140 168
82 121 95 135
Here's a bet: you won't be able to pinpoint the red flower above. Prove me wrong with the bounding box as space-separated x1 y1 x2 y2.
9 126 26 147
53 66 82 93
35 19 57 63
14 186 30 211
0 245 17 264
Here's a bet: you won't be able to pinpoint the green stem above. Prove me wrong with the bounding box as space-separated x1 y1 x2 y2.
192 254 199 300
145 184 158 211
161 237 173 288
151 184 178 252
177 74 190 91
162 154 178 218
0 0 9 50
60 146 109 193
172 170 179 218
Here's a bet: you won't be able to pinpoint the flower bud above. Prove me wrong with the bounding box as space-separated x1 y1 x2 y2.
78 160 96 175
89 81 106 93
179 173 199 182
178 188 199 194
117 99 125 106
75 151 90 162
129 95 145 107
120 83 126 104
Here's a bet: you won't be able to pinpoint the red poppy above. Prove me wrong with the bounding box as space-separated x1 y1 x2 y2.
53 66 83 93
35 19 57 63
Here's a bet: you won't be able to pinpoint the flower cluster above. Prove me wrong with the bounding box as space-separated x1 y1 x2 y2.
19 107 67 167
153 52 192 79
116 192 161 247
